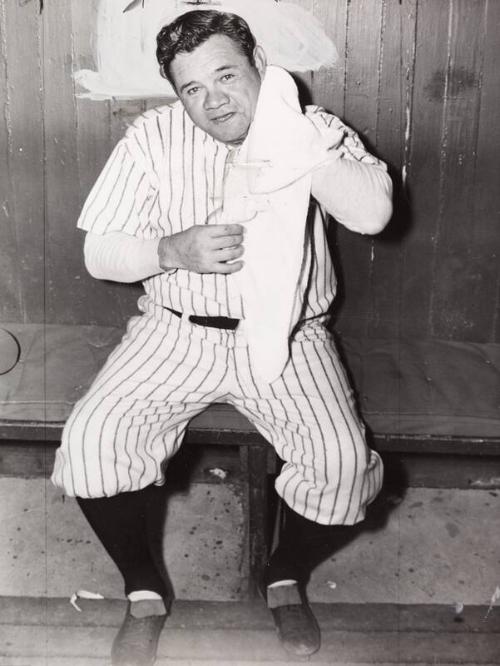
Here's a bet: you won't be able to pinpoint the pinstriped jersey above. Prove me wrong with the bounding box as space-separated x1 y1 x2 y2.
78 100 382 319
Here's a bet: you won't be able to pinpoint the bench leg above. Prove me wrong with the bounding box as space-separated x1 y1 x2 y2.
240 445 269 599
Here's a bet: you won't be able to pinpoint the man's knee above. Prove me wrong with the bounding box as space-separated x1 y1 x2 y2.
51 398 120 497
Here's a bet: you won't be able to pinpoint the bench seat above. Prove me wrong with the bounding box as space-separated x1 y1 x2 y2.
1 323 499 595
1 323 499 451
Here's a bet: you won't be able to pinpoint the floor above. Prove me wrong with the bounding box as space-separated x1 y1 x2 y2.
1 596 499 665
1 448 500 664
2 479 499 606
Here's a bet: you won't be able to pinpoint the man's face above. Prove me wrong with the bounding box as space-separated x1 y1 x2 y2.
169 34 266 145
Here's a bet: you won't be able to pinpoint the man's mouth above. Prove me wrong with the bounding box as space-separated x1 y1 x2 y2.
211 112 235 124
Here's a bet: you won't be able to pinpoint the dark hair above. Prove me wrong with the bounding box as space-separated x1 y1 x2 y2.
156 10 257 85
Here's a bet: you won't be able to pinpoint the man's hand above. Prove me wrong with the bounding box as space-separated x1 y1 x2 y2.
158 224 245 274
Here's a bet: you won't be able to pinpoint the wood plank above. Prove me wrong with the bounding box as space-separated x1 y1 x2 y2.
71 0 138 328
386 452 500 490
0 659 495 666
333 0 384 338
372 434 500 456
366 0 418 339
0 0 45 323
0 0 21 322
468 0 500 342
309 0 350 319
1 597 499 633
109 98 146 146
0 438 249 483
430 0 488 340
287 0 314 99
42 0 86 325
240 446 269 597
42 0 139 328
341 0 383 145
72 0 111 200
310 0 349 116
2 416 500 474
0 658 495 666
398 0 451 338
0 599 498 664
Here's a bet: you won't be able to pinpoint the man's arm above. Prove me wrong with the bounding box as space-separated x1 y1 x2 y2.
311 157 393 235
84 231 163 283
80 112 245 283
84 224 245 283
307 108 393 234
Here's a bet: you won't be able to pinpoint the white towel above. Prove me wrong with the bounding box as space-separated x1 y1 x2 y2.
222 66 343 381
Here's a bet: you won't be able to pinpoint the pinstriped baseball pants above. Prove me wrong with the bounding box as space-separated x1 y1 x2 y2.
51 309 383 525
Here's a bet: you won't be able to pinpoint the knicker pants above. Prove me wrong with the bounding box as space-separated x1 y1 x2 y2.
51 308 383 525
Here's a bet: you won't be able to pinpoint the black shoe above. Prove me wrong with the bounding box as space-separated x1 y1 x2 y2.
259 578 321 657
111 601 168 666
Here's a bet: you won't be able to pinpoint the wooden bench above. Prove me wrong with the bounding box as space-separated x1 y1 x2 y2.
2 323 500 595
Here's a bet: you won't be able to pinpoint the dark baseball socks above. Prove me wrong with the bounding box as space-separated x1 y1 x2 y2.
76 484 169 617
264 503 358 591
77 486 356 614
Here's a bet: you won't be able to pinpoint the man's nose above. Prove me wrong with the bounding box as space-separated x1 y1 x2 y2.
204 85 229 110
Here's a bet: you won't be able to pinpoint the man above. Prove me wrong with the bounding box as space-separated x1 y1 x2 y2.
52 9 392 665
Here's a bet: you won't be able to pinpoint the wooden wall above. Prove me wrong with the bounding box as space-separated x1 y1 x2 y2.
1 0 499 342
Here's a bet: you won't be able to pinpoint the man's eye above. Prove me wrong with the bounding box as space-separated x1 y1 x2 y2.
187 87 200 96
221 74 235 82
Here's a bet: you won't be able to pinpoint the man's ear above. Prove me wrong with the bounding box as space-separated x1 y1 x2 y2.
253 45 267 77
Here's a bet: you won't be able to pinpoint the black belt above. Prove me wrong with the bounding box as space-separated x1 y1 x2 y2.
165 307 240 331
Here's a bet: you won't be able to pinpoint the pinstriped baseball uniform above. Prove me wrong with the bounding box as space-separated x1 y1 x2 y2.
51 101 385 525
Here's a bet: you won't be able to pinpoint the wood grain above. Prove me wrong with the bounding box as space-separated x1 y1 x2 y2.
0 0 499 346
0 1 21 321
398 0 451 338
42 0 85 324
334 0 384 338
310 0 349 116
366 0 418 339
430 0 487 340
0 0 44 323
72 0 140 326
468 0 500 342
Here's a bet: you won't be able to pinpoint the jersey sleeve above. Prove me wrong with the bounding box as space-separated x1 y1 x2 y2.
306 105 388 170
84 231 162 283
306 106 393 234
77 129 155 237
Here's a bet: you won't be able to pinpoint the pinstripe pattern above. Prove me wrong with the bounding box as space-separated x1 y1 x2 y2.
51 313 382 524
77 101 384 321
52 101 386 523
228 322 382 525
